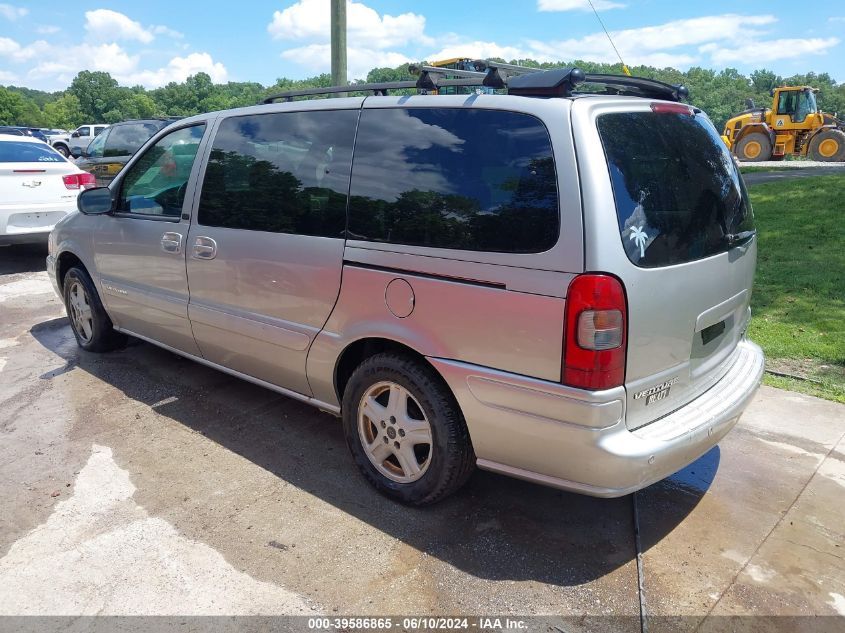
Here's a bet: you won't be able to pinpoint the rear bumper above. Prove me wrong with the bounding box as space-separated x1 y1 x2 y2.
0 203 74 245
429 339 764 497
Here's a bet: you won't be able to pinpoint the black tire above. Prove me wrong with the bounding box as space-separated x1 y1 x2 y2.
808 129 845 162
735 132 772 162
342 352 475 506
62 266 127 352
54 144 70 158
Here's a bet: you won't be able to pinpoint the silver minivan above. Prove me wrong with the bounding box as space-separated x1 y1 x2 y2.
47 68 765 505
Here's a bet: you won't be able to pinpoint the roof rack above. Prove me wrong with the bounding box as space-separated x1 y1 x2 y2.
262 77 487 103
261 60 689 103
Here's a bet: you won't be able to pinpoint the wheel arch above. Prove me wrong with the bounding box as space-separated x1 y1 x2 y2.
733 122 774 147
334 337 435 406
56 250 87 293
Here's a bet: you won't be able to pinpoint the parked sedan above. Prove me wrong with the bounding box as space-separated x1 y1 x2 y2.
0 134 95 246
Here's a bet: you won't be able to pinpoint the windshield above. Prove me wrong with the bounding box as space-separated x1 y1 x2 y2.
795 91 817 123
597 110 754 268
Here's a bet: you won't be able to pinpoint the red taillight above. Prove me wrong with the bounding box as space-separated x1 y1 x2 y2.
562 274 627 390
650 102 694 116
63 172 96 190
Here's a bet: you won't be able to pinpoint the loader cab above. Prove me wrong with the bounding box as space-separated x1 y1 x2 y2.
773 87 818 127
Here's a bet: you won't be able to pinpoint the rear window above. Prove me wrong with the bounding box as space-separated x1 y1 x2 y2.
597 111 754 267
348 108 559 253
0 141 64 163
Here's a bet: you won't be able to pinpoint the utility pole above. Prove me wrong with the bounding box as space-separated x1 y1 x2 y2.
330 0 347 91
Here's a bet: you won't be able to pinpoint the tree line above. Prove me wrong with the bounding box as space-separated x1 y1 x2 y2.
2 60 844 133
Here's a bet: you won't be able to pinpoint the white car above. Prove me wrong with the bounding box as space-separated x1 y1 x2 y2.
0 134 95 246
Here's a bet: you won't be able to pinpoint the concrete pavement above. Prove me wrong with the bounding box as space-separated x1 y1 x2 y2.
1 244 843 631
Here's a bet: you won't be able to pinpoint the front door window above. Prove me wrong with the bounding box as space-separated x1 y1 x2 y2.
117 124 206 218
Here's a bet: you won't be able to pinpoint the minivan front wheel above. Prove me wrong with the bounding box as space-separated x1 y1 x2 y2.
63 267 126 352
342 353 474 505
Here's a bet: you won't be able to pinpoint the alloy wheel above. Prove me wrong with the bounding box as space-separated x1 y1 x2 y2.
67 281 94 344
357 381 433 483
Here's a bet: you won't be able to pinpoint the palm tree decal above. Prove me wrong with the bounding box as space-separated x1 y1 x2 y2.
629 225 648 258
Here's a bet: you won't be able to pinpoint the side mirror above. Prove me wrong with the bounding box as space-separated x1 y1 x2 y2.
745 98 755 109
71 131 80 138
77 187 113 215
71 147 83 159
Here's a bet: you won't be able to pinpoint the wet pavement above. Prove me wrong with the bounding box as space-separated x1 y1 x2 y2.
1 244 844 631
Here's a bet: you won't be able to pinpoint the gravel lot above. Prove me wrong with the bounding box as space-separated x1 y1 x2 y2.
1 244 844 632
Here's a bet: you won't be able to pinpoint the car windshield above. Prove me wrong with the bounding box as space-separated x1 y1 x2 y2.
597 110 754 267
0 141 65 163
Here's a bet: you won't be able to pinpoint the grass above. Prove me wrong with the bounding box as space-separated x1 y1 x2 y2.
740 166 792 174
746 175 845 403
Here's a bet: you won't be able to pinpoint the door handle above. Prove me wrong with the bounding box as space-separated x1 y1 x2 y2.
191 236 217 260
160 231 182 254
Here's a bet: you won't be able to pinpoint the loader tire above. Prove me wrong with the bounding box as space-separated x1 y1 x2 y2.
808 129 845 162
735 133 772 162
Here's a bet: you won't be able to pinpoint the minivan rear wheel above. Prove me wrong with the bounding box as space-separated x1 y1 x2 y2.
63 267 127 352
342 353 475 505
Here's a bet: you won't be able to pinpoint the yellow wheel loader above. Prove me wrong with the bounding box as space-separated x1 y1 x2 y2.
721 86 845 162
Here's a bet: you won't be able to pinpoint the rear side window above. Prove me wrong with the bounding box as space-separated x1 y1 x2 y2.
105 123 161 157
198 110 358 238
597 111 754 267
348 108 558 253
0 141 64 162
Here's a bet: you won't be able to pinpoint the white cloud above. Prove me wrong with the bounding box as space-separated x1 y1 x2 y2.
28 43 140 79
268 0 431 48
84 9 154 44
827 16 845 23
0 3 27 21
0 37 50 63
269 0 428 80
281 44 412 80
538 0 624 11
0 69 17 82
123 53 229 87
427 14 781 70
701 37 840 65
152 25 185 40
6 35 227 90
36 25 61 35
426 41 541 64
0 36 20 56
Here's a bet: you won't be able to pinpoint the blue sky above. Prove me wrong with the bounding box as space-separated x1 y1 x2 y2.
1 1 843 91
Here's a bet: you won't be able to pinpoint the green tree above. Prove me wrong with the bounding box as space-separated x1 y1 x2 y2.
68 70 119 121
43 93 84 128
0 87 44 125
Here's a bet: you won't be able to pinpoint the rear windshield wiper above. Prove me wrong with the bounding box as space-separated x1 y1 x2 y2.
725 230 757 246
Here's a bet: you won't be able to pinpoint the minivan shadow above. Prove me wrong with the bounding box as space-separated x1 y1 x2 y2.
31 316 717 587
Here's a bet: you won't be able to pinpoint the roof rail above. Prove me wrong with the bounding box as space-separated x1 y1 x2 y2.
260 61 689 103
